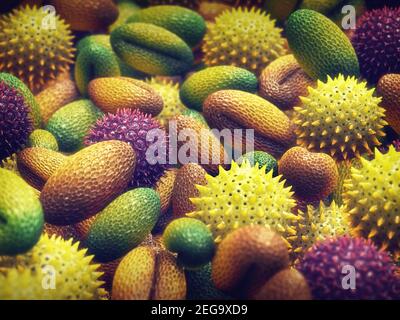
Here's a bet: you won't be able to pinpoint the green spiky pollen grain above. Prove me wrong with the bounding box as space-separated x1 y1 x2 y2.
0 6 75 92
202 7 287 76
146 77 187 127
288 201 350 260
187 160 298 244
28 129 59 151
343 146 400 258
294 74 387 161
0 234 106 300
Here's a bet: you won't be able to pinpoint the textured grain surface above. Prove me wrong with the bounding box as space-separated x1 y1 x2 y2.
212 226 289 298
127 5 206 48
41 140 136 225
155 169 178 215
43 223 81 241
27 129 59 151
46 99 104 152
351 7 400 84
259 55 315 110
202 7 287 76
343 147 400 258
112 245 186 300
111 22 194 76
204 90 296 158
88 77 163 115
180 65 258 110
85 188 161 262
17 147 67 190
0 73 42 128
298 236 399 300
287 9 360 80
73 215 97 241
0 168 44 255
172 115 228 174
0 7 75 93
51 0 118 31
188 161 298 243
294 75 386 161
251 268 311 300
377 74 400 134
279 147 338 202
35 79 79 125
163 218 215 268
74 41 121 96
172 163 207 218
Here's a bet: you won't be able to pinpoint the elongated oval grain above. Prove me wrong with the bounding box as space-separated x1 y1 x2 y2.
40 140 136 225
204 90 296 157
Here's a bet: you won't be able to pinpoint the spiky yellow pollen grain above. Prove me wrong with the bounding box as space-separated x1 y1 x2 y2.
202 7 287 76
288 201 350 262
0 5 75 92
0 234 106 300
343 146 400 258
187 160 297 243
294 74 387 161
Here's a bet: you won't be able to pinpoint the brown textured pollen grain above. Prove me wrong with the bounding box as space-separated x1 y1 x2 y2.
203 90 296 158
212 226 289 298
40 140 136 225
155 169 178 215
171 115 228 175
35 79 79 125
377 74 400 134
250 268 311 300
17 147 67 190
51 0 118 31
259 55 315 111
172 163 208 219
278 146 339 202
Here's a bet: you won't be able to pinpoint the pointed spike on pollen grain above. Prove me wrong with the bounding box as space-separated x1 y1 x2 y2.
368 228 378 238
369 205 378 213
361 214 369 221
377 217 384 227
387 230 395 240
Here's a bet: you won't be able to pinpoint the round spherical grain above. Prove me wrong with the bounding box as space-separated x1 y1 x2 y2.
278 147 339 202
